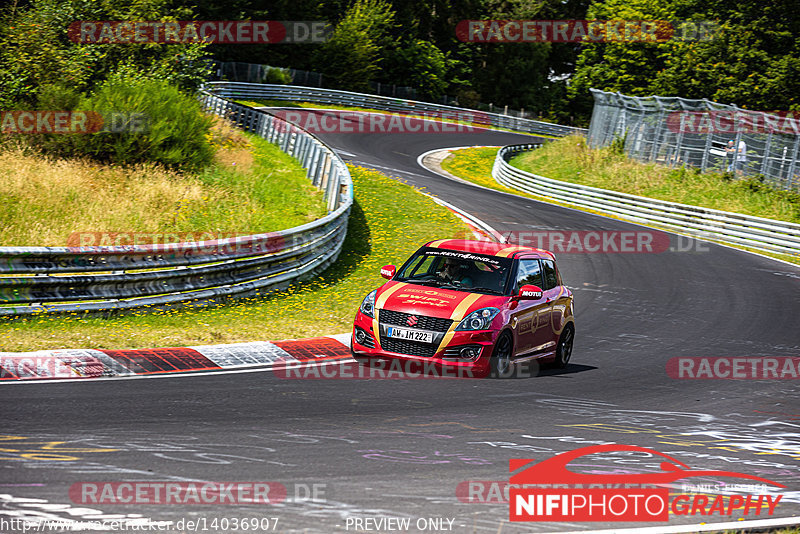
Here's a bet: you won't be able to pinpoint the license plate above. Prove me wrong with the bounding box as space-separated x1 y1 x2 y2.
387 327 434 343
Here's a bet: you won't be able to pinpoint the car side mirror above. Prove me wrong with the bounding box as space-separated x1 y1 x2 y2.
380 265 396 280
517 285 543 300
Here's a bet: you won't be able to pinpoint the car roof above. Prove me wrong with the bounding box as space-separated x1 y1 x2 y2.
423 239 555 259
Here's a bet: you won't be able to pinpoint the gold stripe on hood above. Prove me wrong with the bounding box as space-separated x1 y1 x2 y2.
373 282 409 346
376 281 409 309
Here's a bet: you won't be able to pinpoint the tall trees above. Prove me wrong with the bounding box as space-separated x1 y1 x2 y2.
312 0 396 92
569 0 800 116
0 0 210 107
7 0 795 123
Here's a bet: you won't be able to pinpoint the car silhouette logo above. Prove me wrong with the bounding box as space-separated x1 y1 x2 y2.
407 315 419 327
509 444 785 487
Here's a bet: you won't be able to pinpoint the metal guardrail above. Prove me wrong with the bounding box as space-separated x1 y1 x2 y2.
493 145 800 257
203 82 587 138
0 93 353 317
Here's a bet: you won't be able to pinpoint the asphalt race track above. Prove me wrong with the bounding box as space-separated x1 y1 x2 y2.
2 112 800 533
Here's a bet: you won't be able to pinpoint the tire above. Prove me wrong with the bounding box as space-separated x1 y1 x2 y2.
489 331 514 378
554 325 574 369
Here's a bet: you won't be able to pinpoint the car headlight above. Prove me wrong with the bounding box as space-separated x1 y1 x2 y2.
359 290 377 318
456 307 500 331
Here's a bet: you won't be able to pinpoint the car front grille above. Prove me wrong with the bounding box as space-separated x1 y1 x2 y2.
378 310 452 332
379 337 438 358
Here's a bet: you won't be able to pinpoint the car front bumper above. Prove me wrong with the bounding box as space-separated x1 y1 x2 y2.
351 311 500 378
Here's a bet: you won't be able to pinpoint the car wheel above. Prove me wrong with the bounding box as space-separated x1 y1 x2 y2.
490 332 514 378
554 325 574 369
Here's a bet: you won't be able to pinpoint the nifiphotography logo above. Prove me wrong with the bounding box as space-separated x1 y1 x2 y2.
506 444 784 522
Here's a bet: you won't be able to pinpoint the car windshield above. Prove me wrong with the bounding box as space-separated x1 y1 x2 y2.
394 247 513 295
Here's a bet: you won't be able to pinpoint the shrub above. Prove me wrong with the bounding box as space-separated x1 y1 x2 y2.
26 82 84 158
609 132 628 155
263 67 292 85
455 88 481 109
73 77 214 170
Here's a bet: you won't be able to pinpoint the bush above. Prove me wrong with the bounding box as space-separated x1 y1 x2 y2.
0 0 210 106
24 83 84 158
72 77 214 170
455 88 481 109
609 132 628 155
263 67 292 85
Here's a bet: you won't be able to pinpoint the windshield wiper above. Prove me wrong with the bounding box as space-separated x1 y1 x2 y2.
404 279 464 290
403 279 445 287
470 286 504 295
402 279 501 294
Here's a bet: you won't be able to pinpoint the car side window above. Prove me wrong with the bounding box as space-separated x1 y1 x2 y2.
403 255 436 278
516 259 543 290
542 259 558 290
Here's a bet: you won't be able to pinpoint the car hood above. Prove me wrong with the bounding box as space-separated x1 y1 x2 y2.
376 280 507 320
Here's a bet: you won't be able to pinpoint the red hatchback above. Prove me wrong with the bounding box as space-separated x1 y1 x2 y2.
351 239 575 377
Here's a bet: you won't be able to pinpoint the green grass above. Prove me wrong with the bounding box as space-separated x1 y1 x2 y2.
0 126 326 246
439 143 800 265
0 165 467 351
439 146 519 193
512 135 800 224
188 130 327 232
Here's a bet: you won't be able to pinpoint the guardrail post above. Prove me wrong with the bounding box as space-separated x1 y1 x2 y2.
339 182 349 210
319 152 331 193
268 119 278 144
307 145 321 183
314 148 327 187
327 168 339 211
281 127 291 151
296 134 309 164
260 114 271 138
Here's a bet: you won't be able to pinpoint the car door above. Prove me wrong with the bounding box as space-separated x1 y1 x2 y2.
510 257 551 356
538 258 562 351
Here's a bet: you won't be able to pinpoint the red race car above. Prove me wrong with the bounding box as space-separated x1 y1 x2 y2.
351 239 575 377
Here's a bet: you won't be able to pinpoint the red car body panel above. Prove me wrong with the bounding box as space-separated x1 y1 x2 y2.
351 240 574 377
